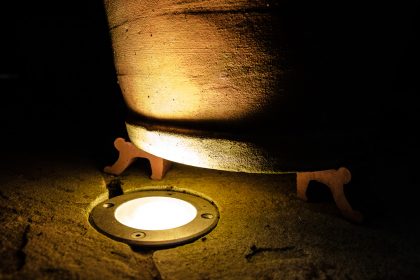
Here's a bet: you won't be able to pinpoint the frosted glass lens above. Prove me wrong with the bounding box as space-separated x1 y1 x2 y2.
115 197 197 230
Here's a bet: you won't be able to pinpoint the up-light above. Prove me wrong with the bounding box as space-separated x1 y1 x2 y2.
89 190 219 247
114 196 197 230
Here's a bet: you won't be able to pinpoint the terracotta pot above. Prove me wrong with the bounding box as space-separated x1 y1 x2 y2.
104 0 367 172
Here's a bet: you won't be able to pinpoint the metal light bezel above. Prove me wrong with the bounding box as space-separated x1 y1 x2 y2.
89 190 219 247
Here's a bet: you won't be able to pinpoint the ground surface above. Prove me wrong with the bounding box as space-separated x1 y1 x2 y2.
0 153 419 280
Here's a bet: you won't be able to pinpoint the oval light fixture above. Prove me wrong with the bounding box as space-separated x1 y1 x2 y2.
89 190 219 247
114 196 198 230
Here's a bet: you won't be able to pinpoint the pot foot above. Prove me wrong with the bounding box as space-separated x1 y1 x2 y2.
104 138 172 180
296 167 363 223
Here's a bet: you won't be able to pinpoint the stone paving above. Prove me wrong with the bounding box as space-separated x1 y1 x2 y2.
1 153 419 279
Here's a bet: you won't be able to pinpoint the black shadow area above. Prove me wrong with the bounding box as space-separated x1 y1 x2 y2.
0 1 127 165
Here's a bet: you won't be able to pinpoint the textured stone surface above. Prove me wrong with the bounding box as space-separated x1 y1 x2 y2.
0 153 419 279
105 0 287 123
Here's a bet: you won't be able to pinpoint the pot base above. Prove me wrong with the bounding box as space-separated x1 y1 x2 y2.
125 120 355 173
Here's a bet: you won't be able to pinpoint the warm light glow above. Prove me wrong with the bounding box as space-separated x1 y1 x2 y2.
113 14 269 122
114 197 197 230
127 123 282 173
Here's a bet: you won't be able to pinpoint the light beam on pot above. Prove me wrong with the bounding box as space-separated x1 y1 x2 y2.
97 0 366 244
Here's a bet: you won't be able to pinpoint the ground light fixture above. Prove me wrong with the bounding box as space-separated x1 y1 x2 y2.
89 190 219 247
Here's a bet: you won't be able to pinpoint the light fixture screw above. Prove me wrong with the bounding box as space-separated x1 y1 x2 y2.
201 213 214 219
131 232 146 239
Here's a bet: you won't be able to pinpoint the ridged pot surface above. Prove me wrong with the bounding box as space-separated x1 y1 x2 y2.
104 0 369 172
105 0 293 128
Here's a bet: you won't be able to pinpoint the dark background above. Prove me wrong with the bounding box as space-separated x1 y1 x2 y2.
1 1 127 161
1 1 419 219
